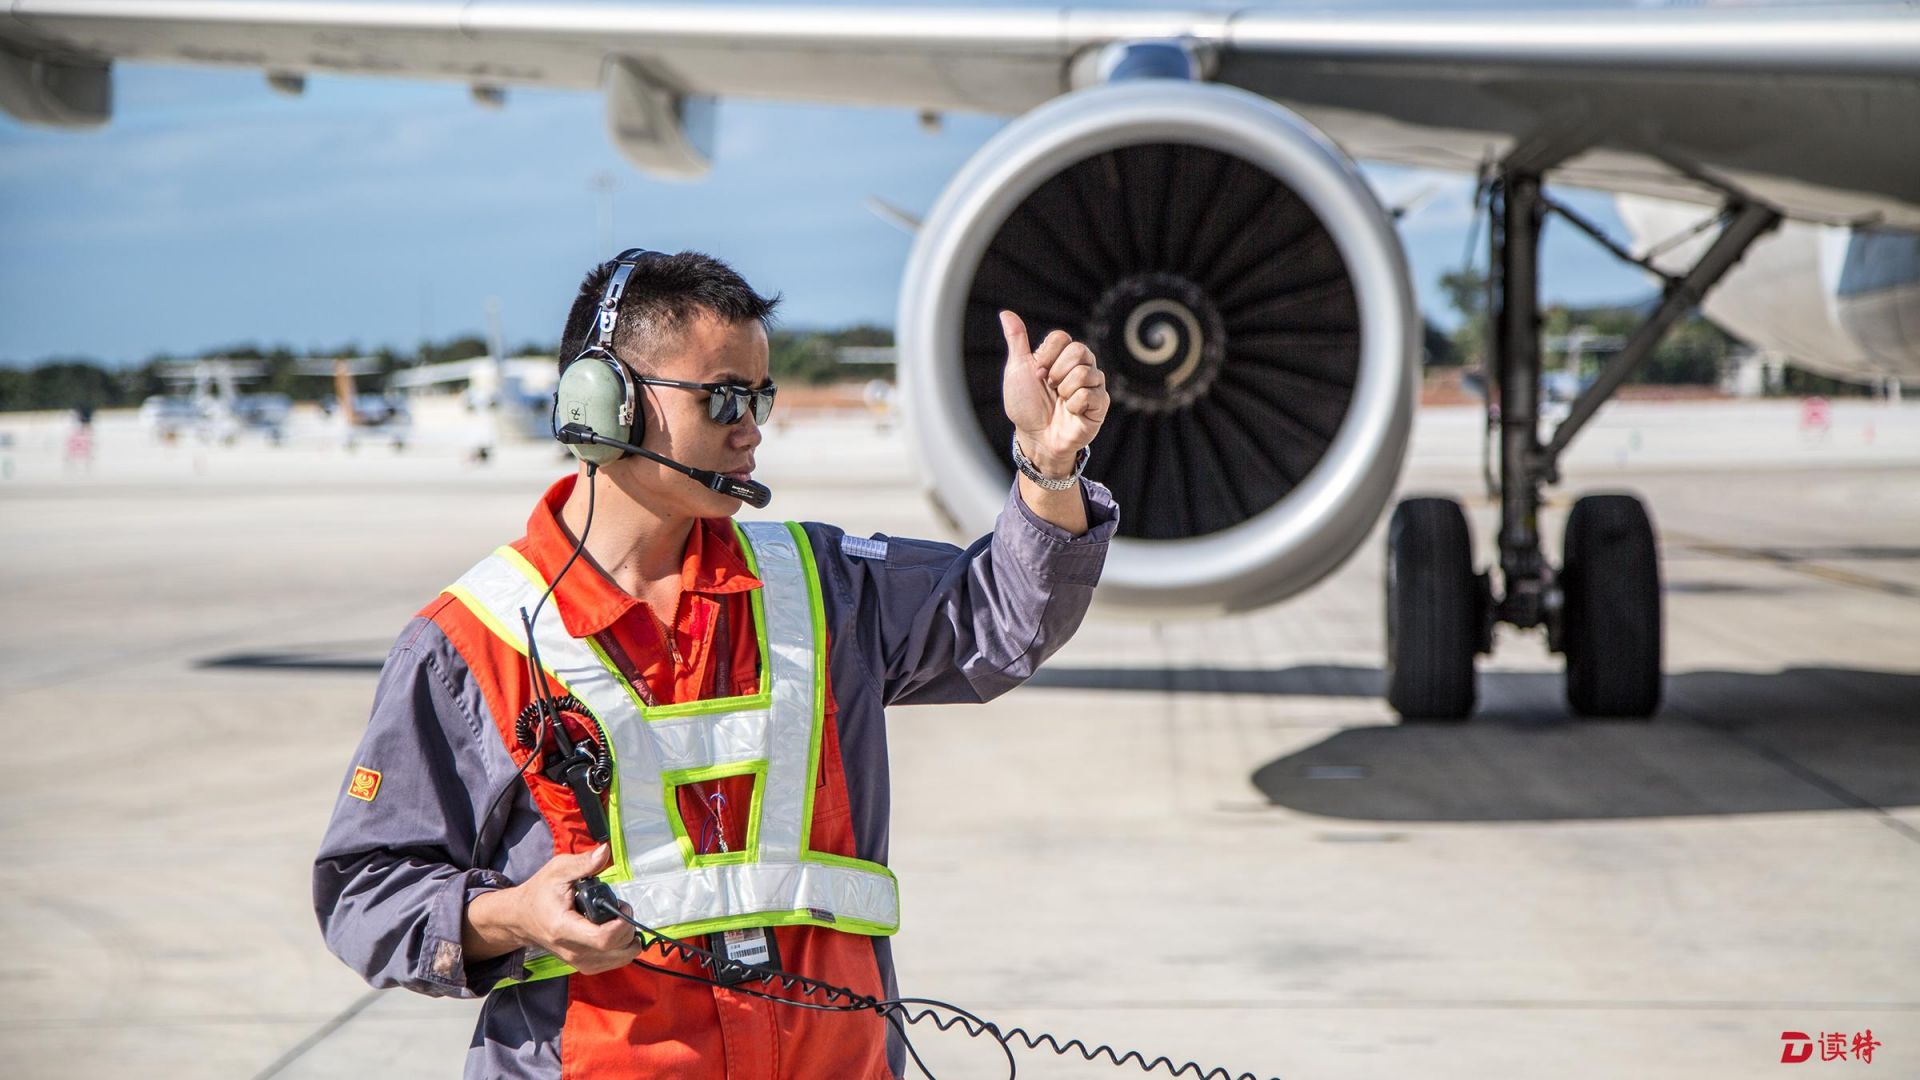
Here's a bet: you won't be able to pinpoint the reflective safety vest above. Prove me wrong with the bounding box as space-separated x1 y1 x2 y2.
444 520 900 984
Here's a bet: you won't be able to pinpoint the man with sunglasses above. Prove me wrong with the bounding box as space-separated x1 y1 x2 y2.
315 251 1116 1078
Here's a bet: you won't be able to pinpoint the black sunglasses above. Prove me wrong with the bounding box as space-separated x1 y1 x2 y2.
635 376 777 425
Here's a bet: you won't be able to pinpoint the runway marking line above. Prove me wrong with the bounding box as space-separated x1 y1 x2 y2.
1666 531 1920 601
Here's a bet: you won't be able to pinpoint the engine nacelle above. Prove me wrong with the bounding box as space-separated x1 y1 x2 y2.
0 38 108 128
898 81 1419 613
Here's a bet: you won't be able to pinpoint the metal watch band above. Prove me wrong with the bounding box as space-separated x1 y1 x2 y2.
1011 435 1089 491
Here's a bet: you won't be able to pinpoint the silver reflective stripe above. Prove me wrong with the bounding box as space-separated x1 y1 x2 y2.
607 859 899 932
450 548 670 856
447 525 898 935
736 522 814 867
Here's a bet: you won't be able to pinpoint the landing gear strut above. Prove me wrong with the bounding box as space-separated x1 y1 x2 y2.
1384 154 1780 721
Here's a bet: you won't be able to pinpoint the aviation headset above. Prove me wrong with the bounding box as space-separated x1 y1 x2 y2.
550 249 771 506
550 247 660 467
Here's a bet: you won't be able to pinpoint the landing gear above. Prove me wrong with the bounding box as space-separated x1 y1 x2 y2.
1560 494 1662 718
1384 150 1779 722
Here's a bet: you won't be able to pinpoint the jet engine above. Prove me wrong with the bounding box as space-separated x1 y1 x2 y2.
898 82 1420 613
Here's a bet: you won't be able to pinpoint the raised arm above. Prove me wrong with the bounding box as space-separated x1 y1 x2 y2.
999 309 1110 537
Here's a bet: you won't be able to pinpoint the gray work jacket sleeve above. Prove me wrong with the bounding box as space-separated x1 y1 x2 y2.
312 620 532 998
813 478 1119 707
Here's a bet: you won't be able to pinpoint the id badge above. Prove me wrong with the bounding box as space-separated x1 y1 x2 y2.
709 926 779 985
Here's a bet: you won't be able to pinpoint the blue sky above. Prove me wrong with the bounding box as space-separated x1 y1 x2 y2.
0 58 1652 366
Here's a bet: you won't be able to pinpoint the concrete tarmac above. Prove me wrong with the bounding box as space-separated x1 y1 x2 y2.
1 399 1915 1078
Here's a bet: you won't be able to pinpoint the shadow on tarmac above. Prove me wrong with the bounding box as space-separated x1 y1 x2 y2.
202 645 1919 823
1028 664 1920 822
198 641 389 673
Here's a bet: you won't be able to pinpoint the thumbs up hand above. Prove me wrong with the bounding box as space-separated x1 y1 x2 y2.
999 310 1108 477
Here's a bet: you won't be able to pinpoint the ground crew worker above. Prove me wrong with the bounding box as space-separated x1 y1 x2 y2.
313 250 1116 1077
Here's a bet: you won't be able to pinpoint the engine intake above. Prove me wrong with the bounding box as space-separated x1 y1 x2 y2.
899 81 1419 613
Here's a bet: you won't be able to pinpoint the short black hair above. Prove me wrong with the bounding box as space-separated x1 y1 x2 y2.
558 251 781 374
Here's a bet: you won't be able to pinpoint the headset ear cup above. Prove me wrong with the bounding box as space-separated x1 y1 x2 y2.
553 355 630 466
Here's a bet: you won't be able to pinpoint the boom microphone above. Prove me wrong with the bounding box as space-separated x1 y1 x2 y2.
554 423 773 509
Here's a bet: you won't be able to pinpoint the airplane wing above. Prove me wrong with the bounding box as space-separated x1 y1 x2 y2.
385 357 500 391
4 2 1918 223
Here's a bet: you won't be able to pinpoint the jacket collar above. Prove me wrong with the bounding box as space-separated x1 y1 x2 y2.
523 473 763 639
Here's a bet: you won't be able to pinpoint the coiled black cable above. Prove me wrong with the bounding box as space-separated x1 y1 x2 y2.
584 893 1278 1080
470 464 598 867
511 693 612 794
516 694 585 750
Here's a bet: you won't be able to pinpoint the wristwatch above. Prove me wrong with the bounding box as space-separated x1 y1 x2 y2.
1011 435 1089 491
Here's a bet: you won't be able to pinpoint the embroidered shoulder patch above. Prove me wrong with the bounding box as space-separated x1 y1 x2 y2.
840 535 889 562
348 766 383 803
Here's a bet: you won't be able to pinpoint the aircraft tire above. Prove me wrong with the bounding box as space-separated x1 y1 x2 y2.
1385 497 1480 721
1561 493 1662 719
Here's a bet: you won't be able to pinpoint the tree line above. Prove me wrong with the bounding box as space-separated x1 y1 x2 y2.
4 300 1876 413
0 325 895 413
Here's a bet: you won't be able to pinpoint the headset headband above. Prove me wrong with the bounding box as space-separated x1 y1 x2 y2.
590 248 664 354
560 248 663 437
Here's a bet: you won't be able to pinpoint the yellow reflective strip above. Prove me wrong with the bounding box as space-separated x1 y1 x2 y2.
496 530 774 719
786 521 829 859
494 544 548 590
444 585 531 664
497 904 897 989
659 759 768 868
447 563 632 884
663 778 699 867
568 634 638 883
733 518 762 575
640 526 773 716
660 909 897 940
492 952 577 988
734 519 775 699
641 685 772 718
802 848 899 884
583 633 650 716
778 526 899 920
